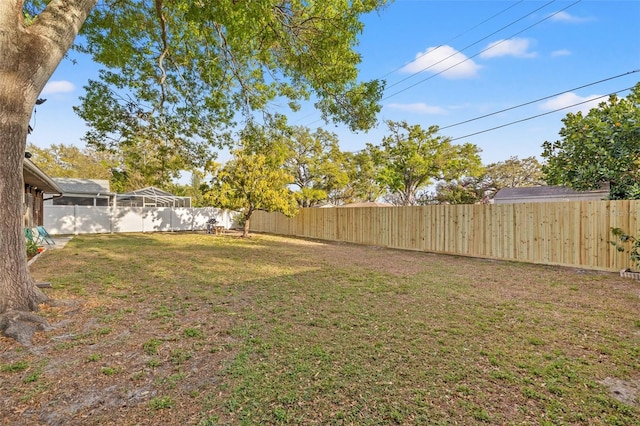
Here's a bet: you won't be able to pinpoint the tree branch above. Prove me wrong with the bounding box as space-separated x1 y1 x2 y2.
154 0 168 108
20 0 97 101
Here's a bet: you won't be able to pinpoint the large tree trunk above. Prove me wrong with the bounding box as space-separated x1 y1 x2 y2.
0 0 97 316
0 89 48 313
242 215 251 238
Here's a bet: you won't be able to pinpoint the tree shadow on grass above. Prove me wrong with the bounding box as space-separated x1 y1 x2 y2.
6 232 638 424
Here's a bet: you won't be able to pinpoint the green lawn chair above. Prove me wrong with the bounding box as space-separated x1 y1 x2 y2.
36 226 55 245
24 227 42 245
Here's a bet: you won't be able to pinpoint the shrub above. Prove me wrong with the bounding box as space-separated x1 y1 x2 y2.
26 239 39 258
610 227 640 270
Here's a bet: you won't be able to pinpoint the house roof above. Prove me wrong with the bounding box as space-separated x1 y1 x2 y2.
338 201 393 208
117 186 191 207
23 159 63 194
52 178 112 195
494 185 609 201
121 186 176 197
316 202 336 208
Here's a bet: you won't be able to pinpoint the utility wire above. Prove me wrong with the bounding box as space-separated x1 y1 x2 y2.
380 0 525 81
385 0 555 91
383 0 581 100
440 69 640 130
305 0 584 132
449 86 634 142
298 0 532 127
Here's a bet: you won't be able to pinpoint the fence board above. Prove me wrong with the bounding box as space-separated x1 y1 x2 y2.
250 201 640 272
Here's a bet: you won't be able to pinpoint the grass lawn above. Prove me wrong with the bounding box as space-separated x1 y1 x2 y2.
1 232 639 425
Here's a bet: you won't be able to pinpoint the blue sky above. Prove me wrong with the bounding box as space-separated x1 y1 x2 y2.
29 0 640 167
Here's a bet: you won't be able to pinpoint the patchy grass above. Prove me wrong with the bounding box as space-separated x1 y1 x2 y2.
0 231 638 425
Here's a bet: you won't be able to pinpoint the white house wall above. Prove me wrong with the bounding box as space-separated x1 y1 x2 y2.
44 206 235 235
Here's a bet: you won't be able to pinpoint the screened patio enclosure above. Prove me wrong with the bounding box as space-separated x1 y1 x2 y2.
115 186 191 208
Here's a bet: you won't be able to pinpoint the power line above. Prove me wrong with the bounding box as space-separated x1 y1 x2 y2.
449 86 634 142
300 0 538 128
304 0 587 133
440 69 640 130
380 0 526 82
383 0 582 100
385 0 555 91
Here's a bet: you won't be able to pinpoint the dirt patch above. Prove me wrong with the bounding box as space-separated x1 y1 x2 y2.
0 290 239 425
599 377 640 407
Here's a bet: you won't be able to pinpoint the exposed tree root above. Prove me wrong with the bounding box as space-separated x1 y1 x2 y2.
0 297 84 346
45 298 81 309
0 309 51 346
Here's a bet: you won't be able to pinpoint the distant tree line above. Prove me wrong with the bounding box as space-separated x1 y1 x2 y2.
30 81 640 237
29 119 544 219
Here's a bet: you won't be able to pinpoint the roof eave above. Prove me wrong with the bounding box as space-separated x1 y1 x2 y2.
23 159 63 194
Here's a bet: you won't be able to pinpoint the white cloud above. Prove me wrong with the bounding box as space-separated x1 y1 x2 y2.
399 45 481 79
387 103 446 115
551 49 571 57
41 80 75 95
480 38 537 59
540 92 604 114
549 11 593 23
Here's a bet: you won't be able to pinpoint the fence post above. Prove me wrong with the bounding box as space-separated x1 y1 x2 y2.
74 205 78 235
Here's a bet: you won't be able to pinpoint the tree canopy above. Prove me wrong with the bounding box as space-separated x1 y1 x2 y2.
0 0 389 323
370 120 483 206
430 178 486 205
483 156 544 195
328 149 385 205
281 127 348 207
206 145 297 238
429 156 544 205
542 83 640 199
74 0 387 180
26 143 117 181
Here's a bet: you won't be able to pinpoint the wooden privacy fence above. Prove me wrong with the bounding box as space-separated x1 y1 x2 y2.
250 200 640 272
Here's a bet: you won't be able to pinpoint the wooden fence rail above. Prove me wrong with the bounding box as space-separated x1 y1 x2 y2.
250 200 640 272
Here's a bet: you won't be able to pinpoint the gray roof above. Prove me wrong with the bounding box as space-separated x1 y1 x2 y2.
121 186 176 197
338 201 393 208
52 178 112 194
117 186 191 207
494 185 609 201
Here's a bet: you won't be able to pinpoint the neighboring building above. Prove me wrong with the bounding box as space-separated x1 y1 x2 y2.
44 179 191 208
23 158 63 227
47 178 115 207
493 184 609 204
338 201 393 208
116 187 191 208
315 202 335 208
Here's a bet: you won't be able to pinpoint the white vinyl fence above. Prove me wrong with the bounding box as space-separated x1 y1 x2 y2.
44 206 237 235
